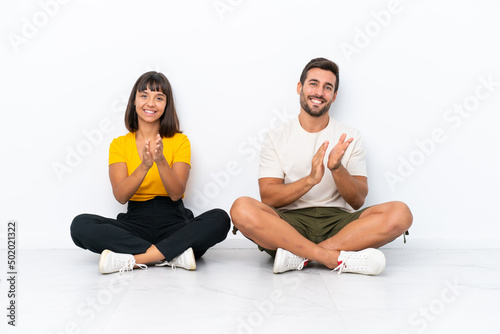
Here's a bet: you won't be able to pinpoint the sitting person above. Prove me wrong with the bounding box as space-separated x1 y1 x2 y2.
230 58 412 275
71 71 230 274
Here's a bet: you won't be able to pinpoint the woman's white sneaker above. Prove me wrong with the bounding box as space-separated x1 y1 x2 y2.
156 247 196 270
333 248 386 275
98 249 147 274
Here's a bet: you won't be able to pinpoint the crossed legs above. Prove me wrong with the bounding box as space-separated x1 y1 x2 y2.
71 208 230 265
133 245 164 265
230 197 413 269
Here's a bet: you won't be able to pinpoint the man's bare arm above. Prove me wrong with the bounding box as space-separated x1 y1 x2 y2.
327 133 368 209
259 142 328 208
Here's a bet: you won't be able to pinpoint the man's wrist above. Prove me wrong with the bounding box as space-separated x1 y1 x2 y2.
306 174 319 186
330 162 342 171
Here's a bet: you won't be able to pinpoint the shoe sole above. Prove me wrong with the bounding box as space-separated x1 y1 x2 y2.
98 249 111 274
272 248 284 274
185 248 196 270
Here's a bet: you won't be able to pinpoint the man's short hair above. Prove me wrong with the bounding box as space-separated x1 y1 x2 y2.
299 58 340 93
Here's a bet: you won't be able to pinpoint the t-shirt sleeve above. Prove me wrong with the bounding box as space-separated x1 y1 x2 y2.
259 131 284 179
173 135 191 166
345 134 367 177
109 137 126 165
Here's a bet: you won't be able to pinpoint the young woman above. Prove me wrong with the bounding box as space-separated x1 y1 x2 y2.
71 71 230 274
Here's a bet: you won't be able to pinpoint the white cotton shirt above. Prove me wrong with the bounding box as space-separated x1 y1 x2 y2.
259 116 367 212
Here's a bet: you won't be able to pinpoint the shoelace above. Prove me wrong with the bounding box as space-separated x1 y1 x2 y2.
333 254 367 275
170 263 177 271
118 258 147 275
333 261 346 275
118 257 135 275
155 259 177 271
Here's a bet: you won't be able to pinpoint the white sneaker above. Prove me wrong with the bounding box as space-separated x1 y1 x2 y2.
156 247 196 270
333 248 386 275
98 249 147 274
273 248 308 274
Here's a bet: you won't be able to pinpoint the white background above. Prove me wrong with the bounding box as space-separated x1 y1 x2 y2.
1 0 499 249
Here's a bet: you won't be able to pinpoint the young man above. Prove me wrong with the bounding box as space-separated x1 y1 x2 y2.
230 57 412 275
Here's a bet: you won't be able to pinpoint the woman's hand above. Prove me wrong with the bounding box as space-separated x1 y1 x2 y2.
152 134 166 163
142 139 154 169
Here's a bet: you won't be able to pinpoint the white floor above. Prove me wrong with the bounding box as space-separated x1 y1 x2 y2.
2 247 500 334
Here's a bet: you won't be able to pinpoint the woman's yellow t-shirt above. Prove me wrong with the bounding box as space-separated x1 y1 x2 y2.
108 132 191 201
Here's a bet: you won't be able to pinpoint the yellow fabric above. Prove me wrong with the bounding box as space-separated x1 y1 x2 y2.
109 132 191 201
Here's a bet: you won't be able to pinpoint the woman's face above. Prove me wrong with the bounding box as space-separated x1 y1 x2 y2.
134 87 167 125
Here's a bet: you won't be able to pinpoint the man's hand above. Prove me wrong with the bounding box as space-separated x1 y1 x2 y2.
309 141 329 184
327 133 353 171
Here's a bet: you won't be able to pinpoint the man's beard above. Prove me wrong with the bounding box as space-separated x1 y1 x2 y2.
300 92 332 118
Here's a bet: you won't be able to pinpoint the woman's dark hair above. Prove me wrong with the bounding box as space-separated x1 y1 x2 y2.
124 71 180 138
299 58 340 93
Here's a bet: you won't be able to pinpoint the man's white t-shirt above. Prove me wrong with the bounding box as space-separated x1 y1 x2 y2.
259 116 367 212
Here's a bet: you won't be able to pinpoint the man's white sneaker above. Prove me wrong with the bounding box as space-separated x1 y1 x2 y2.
333 248 386 275
98 249 147 274
273 248 308 274
156 247 196 270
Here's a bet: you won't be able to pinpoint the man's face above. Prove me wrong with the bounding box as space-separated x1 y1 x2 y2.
298 68 337 118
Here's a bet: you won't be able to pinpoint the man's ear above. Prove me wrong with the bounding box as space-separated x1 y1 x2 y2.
331 91 337 103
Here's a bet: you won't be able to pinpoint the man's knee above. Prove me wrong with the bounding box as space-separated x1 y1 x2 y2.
230 197 254 221
230 197 262 230
386 201 413 234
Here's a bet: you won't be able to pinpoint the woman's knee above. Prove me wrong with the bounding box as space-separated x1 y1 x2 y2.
211 208 230 221
70 214 90 237
214 208 231 231
199 208 231 233
70 213 104 241
70 213 96 247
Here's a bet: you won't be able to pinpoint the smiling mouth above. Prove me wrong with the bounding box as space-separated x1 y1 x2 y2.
309 97 325 106
144 109 156 114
